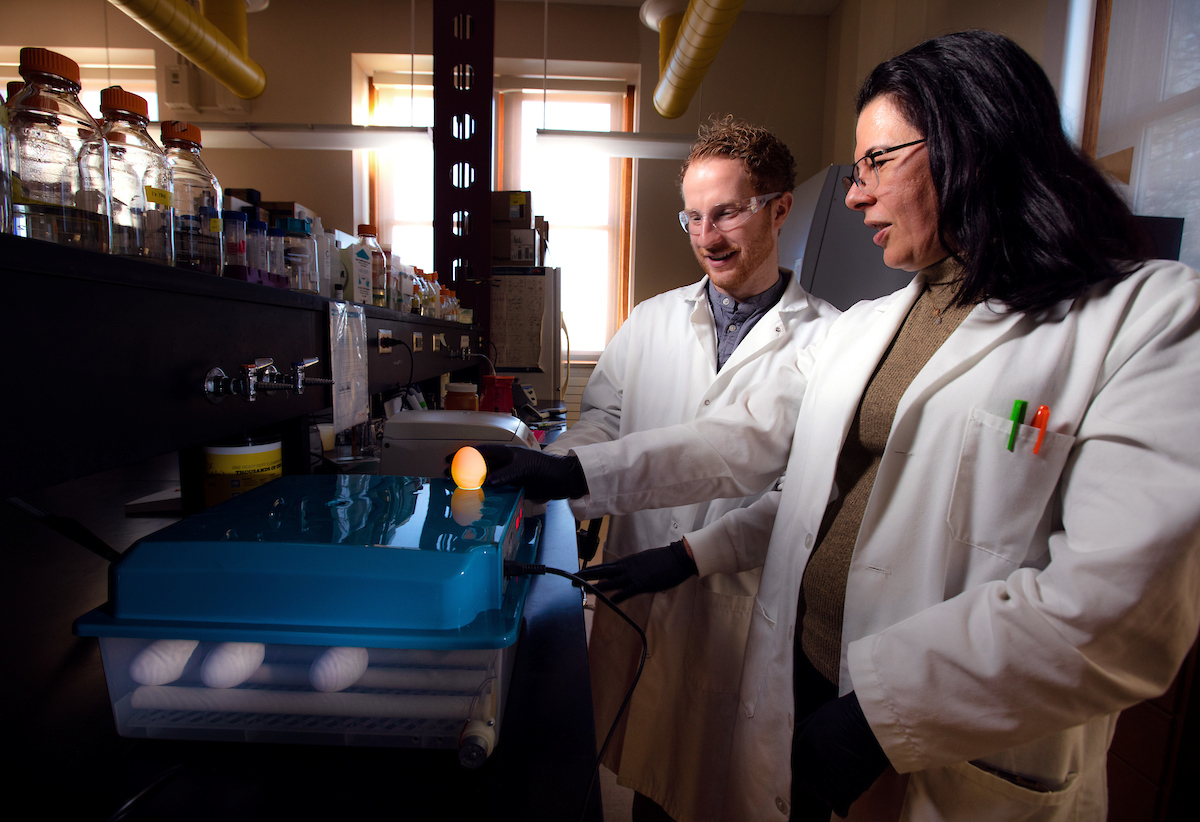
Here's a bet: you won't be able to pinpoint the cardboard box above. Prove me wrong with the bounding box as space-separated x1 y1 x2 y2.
491 191 532 228
224 187 261 205
492 228 539 265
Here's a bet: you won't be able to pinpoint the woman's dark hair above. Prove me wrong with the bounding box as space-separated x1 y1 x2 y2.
857 30 1150 313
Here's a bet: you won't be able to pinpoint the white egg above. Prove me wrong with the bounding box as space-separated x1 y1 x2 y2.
309 646 369 692
129 639 200 685
200 642 266 688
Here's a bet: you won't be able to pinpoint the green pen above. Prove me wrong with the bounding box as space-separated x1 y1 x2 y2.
1008 399 1028 451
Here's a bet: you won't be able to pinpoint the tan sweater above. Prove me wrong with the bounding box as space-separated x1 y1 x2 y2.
800 258 974 684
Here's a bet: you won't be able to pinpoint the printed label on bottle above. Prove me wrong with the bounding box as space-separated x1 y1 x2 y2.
209 217 223 233
144 186 173 208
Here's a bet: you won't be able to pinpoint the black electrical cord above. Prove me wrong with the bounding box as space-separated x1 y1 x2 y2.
504 561 647 822
6 496 122 562
105 763 184 821
389 338 415 391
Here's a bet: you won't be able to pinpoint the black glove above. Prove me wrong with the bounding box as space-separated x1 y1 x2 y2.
792 691 889 818
576 541 698 603
471 444 590 500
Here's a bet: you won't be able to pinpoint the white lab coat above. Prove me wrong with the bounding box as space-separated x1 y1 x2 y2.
568 260 1200 822
547 272 839 822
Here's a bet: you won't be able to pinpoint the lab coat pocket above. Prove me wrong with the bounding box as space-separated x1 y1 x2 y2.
947 409 1075 563
684 582 756 695
903 761 1081 822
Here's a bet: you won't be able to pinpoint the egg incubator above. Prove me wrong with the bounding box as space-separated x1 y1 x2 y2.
74 475 537 767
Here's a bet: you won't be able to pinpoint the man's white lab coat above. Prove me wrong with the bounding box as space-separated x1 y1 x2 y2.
569 260 1200 821
548 272 838 822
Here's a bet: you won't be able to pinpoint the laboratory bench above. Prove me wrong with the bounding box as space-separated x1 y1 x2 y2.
0 233 602 819
2 457 601 820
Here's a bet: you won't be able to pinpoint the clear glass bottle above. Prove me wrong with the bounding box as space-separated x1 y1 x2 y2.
8 48 110 252
356 224 387 308
0 87 11 235
100 86 173 264
421 272 441 317
279 217 318 294
222 210 248 269
161 120 222 275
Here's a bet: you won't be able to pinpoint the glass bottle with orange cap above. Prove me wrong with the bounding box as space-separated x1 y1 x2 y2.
161 120 222 276
8 47 111 252
100 86 173 265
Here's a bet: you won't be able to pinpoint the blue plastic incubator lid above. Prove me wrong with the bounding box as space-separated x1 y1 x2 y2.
75 475 537 649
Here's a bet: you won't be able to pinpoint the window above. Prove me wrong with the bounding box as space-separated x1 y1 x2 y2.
356 55 637 355
503 91 626 354
1098 0 1200 269
354 54 435 271
0 46 158 121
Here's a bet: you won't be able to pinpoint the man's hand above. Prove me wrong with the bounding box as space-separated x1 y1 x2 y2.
468 444 590 500
792 692 890 818
576 541 698 603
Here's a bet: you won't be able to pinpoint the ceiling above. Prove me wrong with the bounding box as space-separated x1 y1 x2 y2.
507 1 842 15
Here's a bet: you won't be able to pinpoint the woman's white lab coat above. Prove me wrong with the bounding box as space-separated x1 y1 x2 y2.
568 260 1200 821
547 273 838 822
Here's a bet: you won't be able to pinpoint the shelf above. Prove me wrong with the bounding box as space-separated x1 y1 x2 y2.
0 233 480 498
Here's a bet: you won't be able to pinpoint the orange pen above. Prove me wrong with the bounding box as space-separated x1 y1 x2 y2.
1031 405 1050 454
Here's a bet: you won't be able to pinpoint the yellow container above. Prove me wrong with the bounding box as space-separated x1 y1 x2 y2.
203 440 282 507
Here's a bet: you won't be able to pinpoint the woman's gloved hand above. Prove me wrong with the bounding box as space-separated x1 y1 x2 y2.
792 691 890 818
472 444 590 500
576 541 698 603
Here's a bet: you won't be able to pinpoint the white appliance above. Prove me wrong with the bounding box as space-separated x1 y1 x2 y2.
493 266 562 405
380 411 538 477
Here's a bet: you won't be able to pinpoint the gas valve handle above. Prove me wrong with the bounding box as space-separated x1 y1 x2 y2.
292 357 329 394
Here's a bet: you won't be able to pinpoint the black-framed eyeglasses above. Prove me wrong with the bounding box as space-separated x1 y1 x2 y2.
841 139 927 196
678 192 784 235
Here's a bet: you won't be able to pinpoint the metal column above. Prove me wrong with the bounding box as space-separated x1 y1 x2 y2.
433 0 494 335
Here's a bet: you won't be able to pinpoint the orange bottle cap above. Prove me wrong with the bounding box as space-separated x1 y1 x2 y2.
100 86 148 120
161 120 203 146
19 48 80 85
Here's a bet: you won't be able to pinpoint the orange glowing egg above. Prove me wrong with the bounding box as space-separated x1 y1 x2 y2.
451 446 487 490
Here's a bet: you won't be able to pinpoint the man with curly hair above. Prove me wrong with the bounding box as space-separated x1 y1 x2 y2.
545 117 840 822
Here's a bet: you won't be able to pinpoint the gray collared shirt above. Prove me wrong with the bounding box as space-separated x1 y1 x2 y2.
707 270 790 371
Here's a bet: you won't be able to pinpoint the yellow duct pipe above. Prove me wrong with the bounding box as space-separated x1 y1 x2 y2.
201 0 248 57
653 0 746 119
107 0 266 100
658 13 683 78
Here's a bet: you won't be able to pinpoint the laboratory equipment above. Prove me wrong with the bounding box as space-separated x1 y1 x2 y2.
75 475 539 767
162 120 222 275
247 219 268 270
380 410 537 478
279 217 318 293
0 87 10 234
222 210 248 268
9 48 111 252
100 86 173 264
266 226 286 278
357 224 387 307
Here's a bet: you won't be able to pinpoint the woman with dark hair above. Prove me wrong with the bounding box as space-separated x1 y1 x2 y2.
480 30 1200 821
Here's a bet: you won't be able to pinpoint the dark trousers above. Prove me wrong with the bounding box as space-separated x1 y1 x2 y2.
632 791 676 822
790 637 839 821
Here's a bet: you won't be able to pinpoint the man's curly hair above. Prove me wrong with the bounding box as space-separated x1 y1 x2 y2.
679 115 797 195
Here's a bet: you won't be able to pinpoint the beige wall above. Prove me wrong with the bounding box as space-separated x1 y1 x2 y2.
630 12 831 305
821 0 1053 165
0 0 1058 310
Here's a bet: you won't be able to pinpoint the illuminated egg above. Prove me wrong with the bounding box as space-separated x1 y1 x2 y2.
451 446 487 490
451 487 485 526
